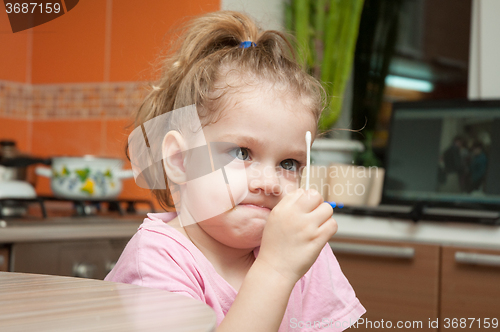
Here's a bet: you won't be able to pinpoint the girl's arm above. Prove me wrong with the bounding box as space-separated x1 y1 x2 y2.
217 258 295 332
217 189 337 332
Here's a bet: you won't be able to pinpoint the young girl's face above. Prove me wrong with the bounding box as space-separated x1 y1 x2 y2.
183 84 317 249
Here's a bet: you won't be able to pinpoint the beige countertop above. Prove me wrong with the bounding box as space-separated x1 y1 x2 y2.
0 216 143 243
0 271 216 332
2 213 500 250
333 213 500 250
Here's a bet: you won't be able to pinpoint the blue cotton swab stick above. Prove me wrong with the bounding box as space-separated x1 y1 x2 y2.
305 131 340 211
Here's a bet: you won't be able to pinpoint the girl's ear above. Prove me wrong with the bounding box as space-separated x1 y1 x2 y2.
162 131 188 185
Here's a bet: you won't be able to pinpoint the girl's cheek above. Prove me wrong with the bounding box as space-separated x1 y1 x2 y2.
183 171 234 224
281 180 300 196
224 159 249 204
279 171 302 195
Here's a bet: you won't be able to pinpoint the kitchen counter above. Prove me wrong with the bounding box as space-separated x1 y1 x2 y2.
333 213 500 249
0 215 143 243
2 213 500 249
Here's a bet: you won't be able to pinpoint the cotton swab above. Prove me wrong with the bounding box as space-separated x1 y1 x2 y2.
305 131 311 190
305 131 339 211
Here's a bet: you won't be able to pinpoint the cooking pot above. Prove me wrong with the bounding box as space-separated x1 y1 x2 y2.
35 156 134 200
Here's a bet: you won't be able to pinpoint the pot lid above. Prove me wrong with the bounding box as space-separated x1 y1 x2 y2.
0 140 16 147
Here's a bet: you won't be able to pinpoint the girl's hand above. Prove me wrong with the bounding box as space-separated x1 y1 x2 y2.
257 188 337 284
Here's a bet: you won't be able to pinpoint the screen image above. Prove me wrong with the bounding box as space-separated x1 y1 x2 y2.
384 101 500 207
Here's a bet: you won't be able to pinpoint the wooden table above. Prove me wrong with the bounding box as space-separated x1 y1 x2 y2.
0 272 216 331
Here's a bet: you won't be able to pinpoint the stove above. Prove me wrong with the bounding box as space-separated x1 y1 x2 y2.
0 196 156 279
0 196 155 218
0 198 45 218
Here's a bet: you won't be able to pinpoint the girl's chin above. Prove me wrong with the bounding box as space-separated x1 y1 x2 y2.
224 217 266 244
201 223 263 249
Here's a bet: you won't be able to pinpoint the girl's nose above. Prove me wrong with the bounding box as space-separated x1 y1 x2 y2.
248 164 281 195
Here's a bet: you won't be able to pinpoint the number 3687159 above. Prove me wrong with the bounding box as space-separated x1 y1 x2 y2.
5 2 61 14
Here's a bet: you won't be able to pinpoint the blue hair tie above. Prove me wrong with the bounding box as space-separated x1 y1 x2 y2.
239 41 257 48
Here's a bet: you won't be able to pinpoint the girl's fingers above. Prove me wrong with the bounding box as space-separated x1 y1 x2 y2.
317 216 338 242
270 188 307 217
308 201 334 227
294 189 324 213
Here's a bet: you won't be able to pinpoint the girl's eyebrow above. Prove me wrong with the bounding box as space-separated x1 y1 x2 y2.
290 150 307 162
217 134 265 147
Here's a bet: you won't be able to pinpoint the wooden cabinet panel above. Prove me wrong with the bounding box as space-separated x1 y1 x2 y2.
440 246 500 330
0 247 9 272
11 239 129 280
329 237 440 331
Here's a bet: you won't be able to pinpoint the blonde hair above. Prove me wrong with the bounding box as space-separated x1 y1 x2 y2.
132 10 326 211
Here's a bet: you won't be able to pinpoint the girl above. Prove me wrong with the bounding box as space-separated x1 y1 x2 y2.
106 10 365 331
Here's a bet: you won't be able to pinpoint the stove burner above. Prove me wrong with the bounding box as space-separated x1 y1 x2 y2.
0 196 155 218
69 198 155 217
0 198 47 218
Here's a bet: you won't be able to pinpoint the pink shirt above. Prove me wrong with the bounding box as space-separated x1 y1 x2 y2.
105 213 365 331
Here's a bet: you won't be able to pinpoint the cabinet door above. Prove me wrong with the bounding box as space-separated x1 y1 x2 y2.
440 246 500 331
11 239 129 280
0 247 9 271
329 238 440 331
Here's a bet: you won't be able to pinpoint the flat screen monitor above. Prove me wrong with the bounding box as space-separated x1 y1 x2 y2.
383 99 500 211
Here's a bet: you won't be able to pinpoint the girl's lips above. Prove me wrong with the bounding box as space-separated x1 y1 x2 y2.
238 203 271 212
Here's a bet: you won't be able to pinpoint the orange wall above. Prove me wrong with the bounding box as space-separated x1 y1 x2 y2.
0 11 30 83
31 0 108 83
31 0 220 83
0 10 31 152
1 0 220 204
0 118 30 152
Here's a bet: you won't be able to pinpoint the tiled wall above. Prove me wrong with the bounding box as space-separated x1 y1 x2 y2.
0 79 149 198
0 0 220 203
0 80 146 120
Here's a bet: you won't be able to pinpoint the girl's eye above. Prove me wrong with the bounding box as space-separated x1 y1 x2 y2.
280 159 298 171
229 147 250 161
